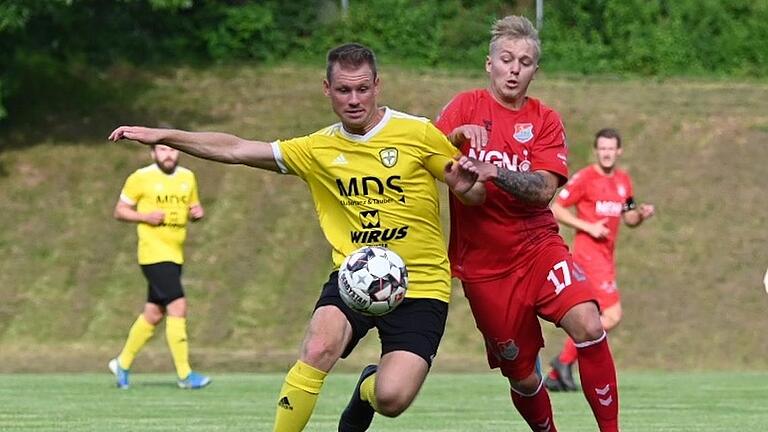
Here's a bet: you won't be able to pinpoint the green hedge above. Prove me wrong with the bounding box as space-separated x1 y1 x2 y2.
2 0 768 120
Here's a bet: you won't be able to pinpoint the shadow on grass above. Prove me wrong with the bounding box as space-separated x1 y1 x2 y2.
0 57 223 176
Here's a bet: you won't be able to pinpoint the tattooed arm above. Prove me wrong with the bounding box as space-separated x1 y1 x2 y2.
474 161 560 207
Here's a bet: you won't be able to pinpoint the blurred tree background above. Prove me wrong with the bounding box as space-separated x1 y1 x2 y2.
2 0 768 122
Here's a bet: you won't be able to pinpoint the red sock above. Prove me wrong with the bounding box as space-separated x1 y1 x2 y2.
558 337 578 365
576 332 619 432
510 382 557 432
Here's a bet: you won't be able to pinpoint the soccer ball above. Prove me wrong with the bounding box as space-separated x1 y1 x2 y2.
338 246 408 316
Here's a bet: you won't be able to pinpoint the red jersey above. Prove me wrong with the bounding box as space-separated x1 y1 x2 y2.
436 89 569 281
555 165 634 275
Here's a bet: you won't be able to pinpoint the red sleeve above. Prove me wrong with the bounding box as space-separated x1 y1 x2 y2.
435 92 473 135
626 172 635 199
556 169 586 207
531 110 569 185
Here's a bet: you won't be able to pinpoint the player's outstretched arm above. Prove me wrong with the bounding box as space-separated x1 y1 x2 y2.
473 161 558 207
108 126 279 172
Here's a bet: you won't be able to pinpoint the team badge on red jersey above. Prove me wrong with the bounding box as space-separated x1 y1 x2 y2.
513 123 534 143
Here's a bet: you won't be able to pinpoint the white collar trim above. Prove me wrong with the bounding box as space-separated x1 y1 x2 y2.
338 107 391 142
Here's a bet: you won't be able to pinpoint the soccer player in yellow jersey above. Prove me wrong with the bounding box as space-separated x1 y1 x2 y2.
109 43 485 431
108 143 211 390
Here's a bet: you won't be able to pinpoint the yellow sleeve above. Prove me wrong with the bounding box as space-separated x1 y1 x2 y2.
189 172 200 206
120 172 142 205
276 135 314 180
422 121 459 182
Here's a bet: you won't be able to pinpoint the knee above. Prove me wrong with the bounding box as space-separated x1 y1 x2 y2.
301 336 343 366
142 311 163 325
375 388 411 417
563 303 605 343
581 316 605 341
508 372 541 396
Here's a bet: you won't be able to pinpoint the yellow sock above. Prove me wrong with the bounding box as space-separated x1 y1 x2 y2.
118 314 155 369
165 316 192 379
359 372 379 412
273 360 327 432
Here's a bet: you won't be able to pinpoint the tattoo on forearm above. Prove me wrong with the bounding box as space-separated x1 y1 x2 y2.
493 170 554 205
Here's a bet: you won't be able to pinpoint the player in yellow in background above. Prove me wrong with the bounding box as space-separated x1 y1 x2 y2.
109 43 484 431
108 143 211 390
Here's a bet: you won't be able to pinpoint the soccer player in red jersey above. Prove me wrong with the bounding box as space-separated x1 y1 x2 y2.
436 15 621 431
544 128 655 392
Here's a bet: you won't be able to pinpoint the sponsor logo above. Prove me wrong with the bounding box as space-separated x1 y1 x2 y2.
332 153 348 165
359 210 380 229
468 148 530 172
595 200 623 216
513 123 534 143
595 385 613 406
336 176 403 197
155 194 190 205
278 396 293 411
350 226 409 244
379 148 398 168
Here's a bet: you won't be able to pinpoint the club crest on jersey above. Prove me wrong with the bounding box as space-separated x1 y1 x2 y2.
513 123 534 143
617 184 627 197
379 148 398 168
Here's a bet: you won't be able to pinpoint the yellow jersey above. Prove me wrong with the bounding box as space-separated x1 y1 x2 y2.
273 107 457 302
119 164 200 265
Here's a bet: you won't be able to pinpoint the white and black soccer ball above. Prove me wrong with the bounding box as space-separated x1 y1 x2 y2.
338 246 408 316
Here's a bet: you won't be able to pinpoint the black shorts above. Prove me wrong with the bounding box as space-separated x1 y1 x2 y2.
140 262 185 306
315 271 448 366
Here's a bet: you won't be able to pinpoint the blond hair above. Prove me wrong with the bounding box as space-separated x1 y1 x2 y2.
489 15 540 62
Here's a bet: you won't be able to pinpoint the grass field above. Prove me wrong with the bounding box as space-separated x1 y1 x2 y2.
1 371 766 431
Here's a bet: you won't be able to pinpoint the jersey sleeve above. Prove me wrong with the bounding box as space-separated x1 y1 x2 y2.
532 110 569 185
189 173 201 207
119 172 142 206
434 92 473 135
555 170 586 207
626 173 635 199
273 135 314 180
422 121 459 182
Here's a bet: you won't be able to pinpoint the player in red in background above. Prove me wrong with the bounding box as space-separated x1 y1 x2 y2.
436 15 621 432
544 128 655 392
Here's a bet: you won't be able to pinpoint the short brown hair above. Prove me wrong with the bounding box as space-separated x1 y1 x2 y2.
326 43 378 82
594 128 622 148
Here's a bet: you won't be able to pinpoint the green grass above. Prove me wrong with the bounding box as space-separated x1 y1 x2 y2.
1 64 768 371
0 372 766 431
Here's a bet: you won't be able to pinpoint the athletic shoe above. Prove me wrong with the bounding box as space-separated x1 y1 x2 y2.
550 356 578 391
544 375 565 392
338 364 378 432
177 371 211 389
108 358 130 389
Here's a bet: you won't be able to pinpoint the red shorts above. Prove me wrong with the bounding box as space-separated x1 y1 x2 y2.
575 260 620 309
461 243 595 380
